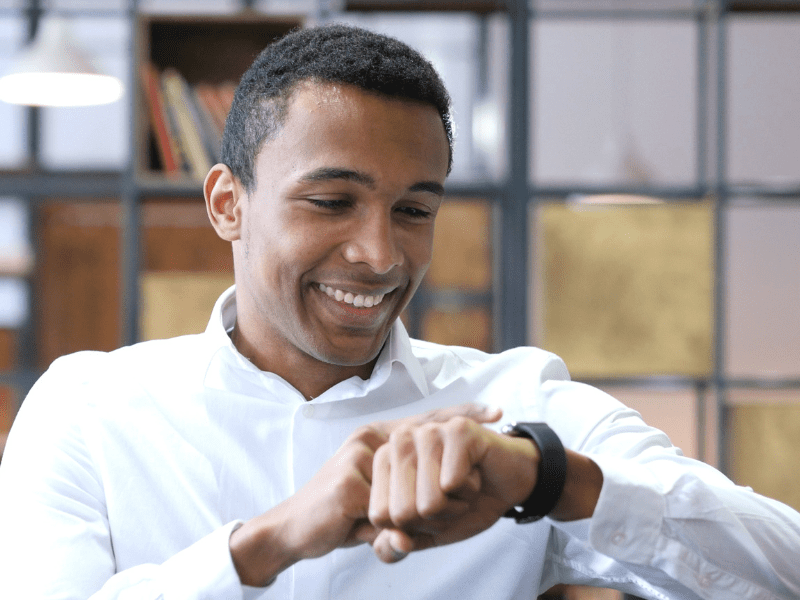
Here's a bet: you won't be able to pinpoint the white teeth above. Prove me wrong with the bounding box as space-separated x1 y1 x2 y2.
318 283 385 308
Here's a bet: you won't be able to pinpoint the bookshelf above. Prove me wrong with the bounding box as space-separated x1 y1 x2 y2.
135 14 301 183
128 14 303 350
0 12 302 397
17 13 302 374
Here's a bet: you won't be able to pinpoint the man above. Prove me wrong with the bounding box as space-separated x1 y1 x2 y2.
1 23 799 600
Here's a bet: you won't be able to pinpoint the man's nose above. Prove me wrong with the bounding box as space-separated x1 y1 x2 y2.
342 212 403 274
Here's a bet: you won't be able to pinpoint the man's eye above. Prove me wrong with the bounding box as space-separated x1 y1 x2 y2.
397 206 432 219
309 198 349 210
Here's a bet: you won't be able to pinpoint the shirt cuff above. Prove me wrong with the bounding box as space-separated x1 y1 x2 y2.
588 455 666 565
158 520 245 600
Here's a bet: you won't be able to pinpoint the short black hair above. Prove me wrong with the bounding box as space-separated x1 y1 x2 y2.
221 23 453 193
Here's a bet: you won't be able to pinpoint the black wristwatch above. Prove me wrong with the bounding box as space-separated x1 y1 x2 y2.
501 422 567 523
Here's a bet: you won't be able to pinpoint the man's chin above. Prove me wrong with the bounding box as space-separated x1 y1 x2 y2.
312 333 390 369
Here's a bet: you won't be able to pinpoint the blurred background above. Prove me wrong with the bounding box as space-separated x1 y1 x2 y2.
0 1 799 598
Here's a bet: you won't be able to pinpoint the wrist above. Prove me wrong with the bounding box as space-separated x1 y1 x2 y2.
549 450 603 521
229 510 298 587
501 422 567 523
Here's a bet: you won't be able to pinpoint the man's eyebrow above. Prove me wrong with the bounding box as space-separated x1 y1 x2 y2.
298 167 444 197
409 181 445 197
299 167 376 188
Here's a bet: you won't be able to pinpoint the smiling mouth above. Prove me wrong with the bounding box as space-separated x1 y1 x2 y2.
318 283 387 308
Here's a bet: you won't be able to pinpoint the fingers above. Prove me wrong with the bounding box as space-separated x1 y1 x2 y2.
368 429 420 531
372 529 416 563
345 423 394 454
371 403 502 438
389 429 422 523
369 417 485 534
372 528 439 564
346 405 505 562
286 405 503 564
439 417 487 494
409 403 502 426
368 437 391 526
413 426 447 517
349 520 381 547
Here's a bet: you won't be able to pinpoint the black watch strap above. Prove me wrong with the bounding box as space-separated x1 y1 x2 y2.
501 422 567 523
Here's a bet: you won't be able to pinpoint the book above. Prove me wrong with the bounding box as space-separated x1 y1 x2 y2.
161 68 212 181
141 64 238 178
140 63 180 176
192 85 222 164
159 77 192 176
194 83 226 141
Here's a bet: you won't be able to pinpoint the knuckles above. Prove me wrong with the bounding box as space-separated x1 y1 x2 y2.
388 427 417 454
351 414 490 530
443 415 474 436
347 424 387 449
387 414 477 447
416 494 447 519
389 504 420 528
368 501 391 527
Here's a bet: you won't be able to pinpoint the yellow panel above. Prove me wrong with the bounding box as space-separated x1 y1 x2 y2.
536 201 713 377
140 272 234 341
421 307 492 352
427 200 492 291
730 403 800 513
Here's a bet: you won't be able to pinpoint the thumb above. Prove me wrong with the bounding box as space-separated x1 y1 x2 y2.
372 529 414 563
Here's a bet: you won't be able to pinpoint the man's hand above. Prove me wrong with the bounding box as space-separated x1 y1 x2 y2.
366 418 605 563
366 415 540 563
229 403 502 586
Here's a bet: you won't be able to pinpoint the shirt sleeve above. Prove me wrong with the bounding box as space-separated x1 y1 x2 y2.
0 355 245 600
539 379 800 600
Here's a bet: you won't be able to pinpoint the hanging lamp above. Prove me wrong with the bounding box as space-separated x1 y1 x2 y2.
0 16 124 107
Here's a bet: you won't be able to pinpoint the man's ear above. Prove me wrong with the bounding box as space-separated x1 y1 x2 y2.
205 163 244 242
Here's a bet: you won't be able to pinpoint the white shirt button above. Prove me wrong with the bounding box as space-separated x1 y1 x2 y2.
611 532 626 545
302 404 316 418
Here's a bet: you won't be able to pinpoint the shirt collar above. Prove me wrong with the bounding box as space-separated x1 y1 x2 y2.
206 284 238 338
377 317 430 397
202 285 429 399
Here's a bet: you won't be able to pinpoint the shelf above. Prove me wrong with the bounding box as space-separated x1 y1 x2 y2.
135 13 302 181
729 1 800 13
135 173 204 198
0 170 123 198
345 0 505 12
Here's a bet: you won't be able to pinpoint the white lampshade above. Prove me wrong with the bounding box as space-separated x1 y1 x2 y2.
0 17 124 107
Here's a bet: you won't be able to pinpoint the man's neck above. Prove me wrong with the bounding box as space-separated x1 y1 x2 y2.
229 325 380 400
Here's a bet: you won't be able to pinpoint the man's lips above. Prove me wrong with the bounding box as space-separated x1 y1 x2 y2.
317 283 388 308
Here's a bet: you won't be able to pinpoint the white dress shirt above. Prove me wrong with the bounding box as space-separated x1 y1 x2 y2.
1 286 799 600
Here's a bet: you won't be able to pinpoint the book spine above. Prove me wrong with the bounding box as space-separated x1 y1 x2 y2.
194 83 226 139
160 77 192 176
140 63 180 176
192 85 222 164
161 68 212 181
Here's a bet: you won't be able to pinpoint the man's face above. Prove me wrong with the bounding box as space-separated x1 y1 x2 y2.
232 82 450 379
